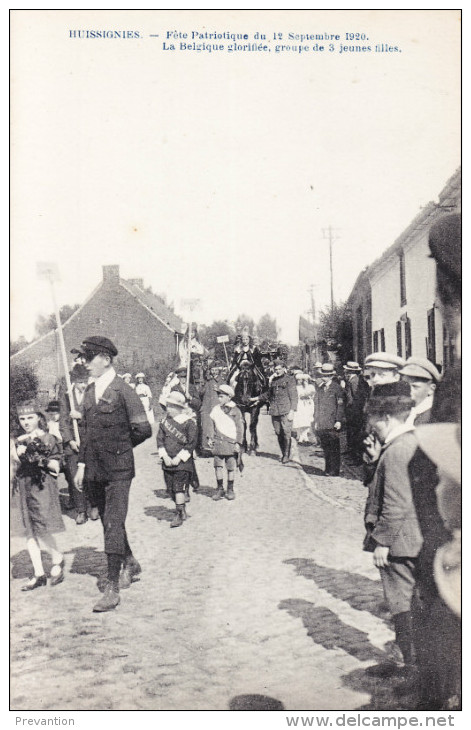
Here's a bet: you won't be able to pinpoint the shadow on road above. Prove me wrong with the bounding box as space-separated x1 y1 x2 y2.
284 558 389 620
256 451 282 462
229 694 285 710
279 598 384 662
67 545 107 579
341 666 419 710
144 505 177 522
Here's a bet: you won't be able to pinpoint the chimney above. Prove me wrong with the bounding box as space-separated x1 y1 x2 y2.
128 278 144 289
103 265 120 283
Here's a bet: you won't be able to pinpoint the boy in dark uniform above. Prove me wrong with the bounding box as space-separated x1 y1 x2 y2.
157 391 198 527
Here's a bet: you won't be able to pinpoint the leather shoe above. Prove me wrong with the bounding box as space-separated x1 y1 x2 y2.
50 560 65 587
22 575 47 591
93 584 120 612
119 557 142 589
75 512 87 525
88 507 100 521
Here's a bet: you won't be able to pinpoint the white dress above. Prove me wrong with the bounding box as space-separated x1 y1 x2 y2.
293 383 315 430
135 382 154 424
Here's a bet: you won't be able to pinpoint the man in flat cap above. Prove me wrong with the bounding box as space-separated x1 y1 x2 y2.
59 363 99 524
362 352 405 481
399 357 441 425
73 336 152 612
363 381 422 678
265 359 298 463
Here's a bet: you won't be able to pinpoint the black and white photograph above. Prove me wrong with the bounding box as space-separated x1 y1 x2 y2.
9 8 462 723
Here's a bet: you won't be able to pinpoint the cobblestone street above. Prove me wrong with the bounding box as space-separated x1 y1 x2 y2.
10 415 417 711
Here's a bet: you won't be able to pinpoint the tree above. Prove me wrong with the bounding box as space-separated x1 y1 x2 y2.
317 301 354 364
34 304 80 337
199 320 236 362
10 336 30 356
256 314 279 347
234 314 255 335
10 362 39 435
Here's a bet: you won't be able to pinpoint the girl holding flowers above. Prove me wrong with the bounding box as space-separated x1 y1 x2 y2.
12 402 65 590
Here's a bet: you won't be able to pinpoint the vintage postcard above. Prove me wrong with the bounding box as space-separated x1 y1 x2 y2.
9 8 462 727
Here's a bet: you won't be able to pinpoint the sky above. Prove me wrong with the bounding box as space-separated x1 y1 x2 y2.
11 9 461 344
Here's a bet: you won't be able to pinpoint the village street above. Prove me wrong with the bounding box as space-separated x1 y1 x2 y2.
10 415 416 712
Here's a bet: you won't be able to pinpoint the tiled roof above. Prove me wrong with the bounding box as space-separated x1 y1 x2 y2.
121 280 185 334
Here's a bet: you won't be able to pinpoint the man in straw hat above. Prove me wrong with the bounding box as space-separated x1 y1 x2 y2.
313 363 345 476
73 336 152 612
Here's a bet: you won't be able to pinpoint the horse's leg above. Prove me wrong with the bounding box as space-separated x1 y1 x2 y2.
249 404 261 454
242 409 248 452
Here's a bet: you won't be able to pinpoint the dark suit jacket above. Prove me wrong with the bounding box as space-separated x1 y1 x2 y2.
78 375 151 482
314 381 345 430
368 431 423 558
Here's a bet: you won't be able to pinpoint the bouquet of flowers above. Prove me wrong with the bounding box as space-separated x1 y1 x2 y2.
14 436 57 490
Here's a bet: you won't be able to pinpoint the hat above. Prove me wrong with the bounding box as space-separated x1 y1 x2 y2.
273 359 286 368
71 336 118 359
314 362 323 369
428 214 461 286
175 366 187 375
165 391 187 408
399 357 441 382
367 380 414 414
70 364 89 382
16 401 42 417
46 400 60 414
319 363 335 376
216 384 235 398
344 361 361 372
365 352 405 369
414 423 461 485
122 372 132 379
135 372 145 379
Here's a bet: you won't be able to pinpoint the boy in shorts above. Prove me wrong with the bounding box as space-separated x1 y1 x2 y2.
157 391 198 527
207 384 244 501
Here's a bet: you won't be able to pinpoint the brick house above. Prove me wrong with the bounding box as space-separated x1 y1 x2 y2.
348 167 461 368
11 265 185 394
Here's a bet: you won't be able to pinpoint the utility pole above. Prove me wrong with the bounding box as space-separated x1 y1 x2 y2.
322 226 340 313
308 284 316 325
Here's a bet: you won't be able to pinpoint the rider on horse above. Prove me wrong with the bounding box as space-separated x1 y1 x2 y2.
228 331 268 455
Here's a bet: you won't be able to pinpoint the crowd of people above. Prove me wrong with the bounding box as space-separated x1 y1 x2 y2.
10 213 461 710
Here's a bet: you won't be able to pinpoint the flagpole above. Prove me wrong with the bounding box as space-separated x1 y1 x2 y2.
41 265 80 445
186 320 192 396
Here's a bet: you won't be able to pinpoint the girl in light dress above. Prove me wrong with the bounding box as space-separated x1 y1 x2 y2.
293 373 315 443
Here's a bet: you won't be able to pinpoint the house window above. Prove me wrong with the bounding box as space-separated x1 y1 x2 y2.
399 251 407 307
356 306 364 363
443 324 455 370
396 321 402 358
373 328 385 352
404 316 412 358
427 308 436 363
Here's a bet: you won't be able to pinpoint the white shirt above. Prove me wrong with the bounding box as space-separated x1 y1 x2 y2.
407 393 435 426
94 367 117 403
384 421 415 445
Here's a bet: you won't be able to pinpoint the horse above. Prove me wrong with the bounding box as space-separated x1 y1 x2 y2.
232 364 267 454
